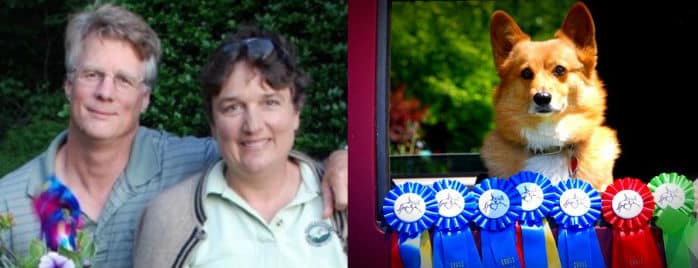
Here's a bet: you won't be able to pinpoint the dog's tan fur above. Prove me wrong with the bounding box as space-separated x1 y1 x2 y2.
480 2 620 190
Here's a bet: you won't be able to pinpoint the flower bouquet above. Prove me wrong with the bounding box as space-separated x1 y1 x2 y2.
0 177 94 268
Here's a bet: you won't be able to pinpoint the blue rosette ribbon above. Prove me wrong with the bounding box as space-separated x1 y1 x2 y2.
550 179 605 268
471 178 522 268
383 182 438 268
431 179 482 268
509 171 559 268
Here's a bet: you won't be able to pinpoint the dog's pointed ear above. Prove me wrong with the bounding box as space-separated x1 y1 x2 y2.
490 10 530 70
558 2 597 61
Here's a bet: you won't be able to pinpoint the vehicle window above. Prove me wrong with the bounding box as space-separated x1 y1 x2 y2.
386 1 575 183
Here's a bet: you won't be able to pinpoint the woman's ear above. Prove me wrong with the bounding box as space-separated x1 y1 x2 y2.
210 123 217 140
293 109 301 132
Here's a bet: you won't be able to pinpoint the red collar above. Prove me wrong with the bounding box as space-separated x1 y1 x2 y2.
569 156 578 178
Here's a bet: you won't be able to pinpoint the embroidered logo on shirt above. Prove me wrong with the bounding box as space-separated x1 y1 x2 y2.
305 221 334 247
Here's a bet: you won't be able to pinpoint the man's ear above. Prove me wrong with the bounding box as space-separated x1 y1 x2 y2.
64 79 73 101
140 90 151 113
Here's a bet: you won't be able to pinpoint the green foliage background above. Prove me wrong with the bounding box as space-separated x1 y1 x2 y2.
390 0 575 154
0 0 347 176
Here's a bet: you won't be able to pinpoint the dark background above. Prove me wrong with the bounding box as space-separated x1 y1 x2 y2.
586 1 698 181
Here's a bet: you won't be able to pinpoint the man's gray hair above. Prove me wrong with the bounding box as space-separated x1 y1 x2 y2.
65 4 161 89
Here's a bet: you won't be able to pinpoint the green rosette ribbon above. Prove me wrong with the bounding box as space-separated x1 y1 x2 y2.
693 179 698 263
648 173 694 217
648 172 696 268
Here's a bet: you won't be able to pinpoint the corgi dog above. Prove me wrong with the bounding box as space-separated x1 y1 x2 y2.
480 2 620 190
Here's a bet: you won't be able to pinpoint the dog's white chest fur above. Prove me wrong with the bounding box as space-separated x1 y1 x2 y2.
521 122 569 152
524 154 569 185
521 122 571 185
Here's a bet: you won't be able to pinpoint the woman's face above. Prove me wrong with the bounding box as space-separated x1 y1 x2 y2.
211 61 300 176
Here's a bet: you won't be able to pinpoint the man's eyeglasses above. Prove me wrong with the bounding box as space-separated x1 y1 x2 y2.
222 38 279 62
71 67 145 92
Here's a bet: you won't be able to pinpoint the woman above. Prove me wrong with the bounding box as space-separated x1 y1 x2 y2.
133 26 347 268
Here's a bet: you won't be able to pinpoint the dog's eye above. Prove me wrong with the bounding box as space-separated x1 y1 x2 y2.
521 68 534 80
553 65 567 77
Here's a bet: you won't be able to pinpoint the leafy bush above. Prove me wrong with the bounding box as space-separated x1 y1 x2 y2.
0 0 347 177
0 120 66 176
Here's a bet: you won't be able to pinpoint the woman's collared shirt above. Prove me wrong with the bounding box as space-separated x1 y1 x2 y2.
187 160 347 268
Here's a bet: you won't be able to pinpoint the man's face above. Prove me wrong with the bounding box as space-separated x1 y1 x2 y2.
64 34 150 141
211 62 300 175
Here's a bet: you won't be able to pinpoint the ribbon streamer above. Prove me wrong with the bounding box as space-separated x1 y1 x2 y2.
391 232 405 268
649 173 695 268
550 179 605 268
542 219 561 268
471 178 522 268
602 177 662 268
686 218 698 267
431 179 482 268
510 171 560 268
399 235 423 268
420 229 432 268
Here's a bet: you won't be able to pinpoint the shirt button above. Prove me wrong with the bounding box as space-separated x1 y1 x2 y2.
196 229 207 240
276 219 283 227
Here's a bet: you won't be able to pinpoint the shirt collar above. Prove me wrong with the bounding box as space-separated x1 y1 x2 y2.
290 160 320 205
25 127 160 197
123 127 161 187
206 160 229 198
206 154 320 206
25 130 66 198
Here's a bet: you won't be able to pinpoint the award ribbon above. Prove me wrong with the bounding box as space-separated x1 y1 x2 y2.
648 173 695 268
471 178 522 268
431 179 482 268
420 229 433 268
690 179 698 260
601 177 662 268
510 171 560 268
550 179 605 268
384 182 439 268
391 232 405 268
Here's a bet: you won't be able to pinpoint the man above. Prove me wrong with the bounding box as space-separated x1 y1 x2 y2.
0 4 347 267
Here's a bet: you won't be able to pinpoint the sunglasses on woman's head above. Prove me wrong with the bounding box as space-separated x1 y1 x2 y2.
222 38 277 61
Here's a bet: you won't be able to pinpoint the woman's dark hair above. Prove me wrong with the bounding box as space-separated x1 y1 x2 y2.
200 25 309 124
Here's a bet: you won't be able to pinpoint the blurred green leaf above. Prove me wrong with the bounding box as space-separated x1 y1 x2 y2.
57 247 80 264
27 240 45 262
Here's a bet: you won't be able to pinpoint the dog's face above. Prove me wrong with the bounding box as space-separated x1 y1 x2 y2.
490 3 607 145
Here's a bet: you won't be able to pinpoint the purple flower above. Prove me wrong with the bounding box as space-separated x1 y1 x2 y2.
38 252 75 268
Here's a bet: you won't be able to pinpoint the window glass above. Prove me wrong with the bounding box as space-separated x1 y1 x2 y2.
387 1 576 183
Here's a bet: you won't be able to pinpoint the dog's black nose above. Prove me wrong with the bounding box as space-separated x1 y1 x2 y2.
533 92 552 105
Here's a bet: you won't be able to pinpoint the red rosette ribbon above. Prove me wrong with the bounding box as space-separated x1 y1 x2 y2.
601 177 663 268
